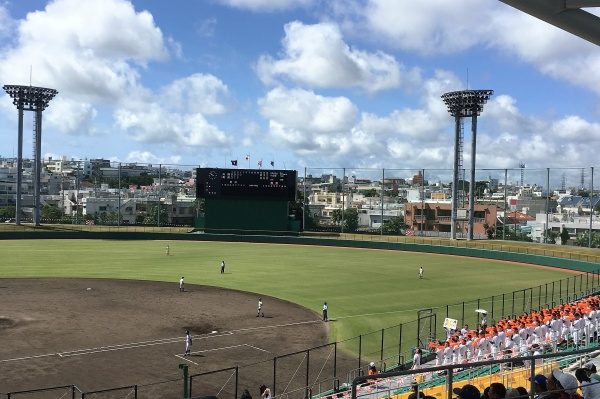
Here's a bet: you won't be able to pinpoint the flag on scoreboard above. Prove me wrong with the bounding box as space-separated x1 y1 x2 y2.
258 160 263 168
405 228 415 236
245 154 250 160
231 160 238 166
270 161 274 167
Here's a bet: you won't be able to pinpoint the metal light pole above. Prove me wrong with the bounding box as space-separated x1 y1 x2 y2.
441 89 493 240
3 85 58 226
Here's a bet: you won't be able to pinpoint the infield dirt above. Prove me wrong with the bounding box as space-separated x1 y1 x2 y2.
0 278 354 398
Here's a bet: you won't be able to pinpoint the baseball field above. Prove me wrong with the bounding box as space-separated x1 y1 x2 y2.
0 238 582 397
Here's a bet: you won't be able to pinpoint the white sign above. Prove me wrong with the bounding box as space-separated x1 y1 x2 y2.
456 209 468 220
443 317 458 330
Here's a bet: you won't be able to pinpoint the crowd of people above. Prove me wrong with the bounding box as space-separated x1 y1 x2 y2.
422 295 600 367
444 363 600 399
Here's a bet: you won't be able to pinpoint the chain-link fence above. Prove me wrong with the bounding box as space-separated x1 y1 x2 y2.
2 159 600 249
3 268 598 399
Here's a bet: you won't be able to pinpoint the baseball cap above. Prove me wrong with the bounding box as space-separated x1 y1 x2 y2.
584 362 597 373
369 362 375 367
529 374 547 391
453 384 481 399
552 369 578 395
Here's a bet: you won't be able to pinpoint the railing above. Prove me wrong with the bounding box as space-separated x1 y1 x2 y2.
351 346 600 399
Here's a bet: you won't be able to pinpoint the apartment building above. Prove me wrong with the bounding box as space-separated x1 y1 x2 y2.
404 201 497 237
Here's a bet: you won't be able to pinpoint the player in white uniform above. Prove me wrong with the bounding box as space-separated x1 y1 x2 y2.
184 330 192 356
435 343 444 366
179 276 185 292
257 298 264 317
419 267 423 279
457 339 468 363
573 313 586 347
412 347 421 369
443 342 453 365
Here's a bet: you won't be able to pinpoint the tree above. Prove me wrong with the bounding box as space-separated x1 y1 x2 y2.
382 216 406 235
193 198 205 215
41 204 63 220
560 228 570 245
388 187 399 197
544 229 558 244
483 222 496 239
575 231 600 248
143 204 168 225
0 206 16 219
577 189 590 198
362 189 378 197
331 208 359 232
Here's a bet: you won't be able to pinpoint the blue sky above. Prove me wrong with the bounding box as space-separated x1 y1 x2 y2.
1 0 600 175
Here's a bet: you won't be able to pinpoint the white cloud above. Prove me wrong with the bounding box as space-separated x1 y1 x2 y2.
257 68 600 169
335 0 600 96
257 81 451 165
115 103 231 147
0 0 234 153
196 17 217 38
160 73 229 115
45 98 97 135
344 0 494 54
125 150 182 165
0 0 169 134
215 0 315 12
114 73 232 147
0 4 15 40
259 87 358 134
256 21 419 93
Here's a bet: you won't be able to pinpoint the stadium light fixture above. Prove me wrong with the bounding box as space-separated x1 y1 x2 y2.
441 90 493 240
2 84 58 226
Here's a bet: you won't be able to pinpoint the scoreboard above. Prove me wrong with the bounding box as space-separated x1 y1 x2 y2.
196 168 297 201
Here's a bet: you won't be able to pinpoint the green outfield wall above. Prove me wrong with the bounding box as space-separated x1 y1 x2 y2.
0 231 597 272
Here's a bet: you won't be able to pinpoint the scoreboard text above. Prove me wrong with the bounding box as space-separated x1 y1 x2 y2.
196 168 297 200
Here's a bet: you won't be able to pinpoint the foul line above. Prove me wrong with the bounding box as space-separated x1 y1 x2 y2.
175 354 199 365
0 331 233 363
244 344 272 354
2 319 319 364
172 343 272 364
226 320 320 334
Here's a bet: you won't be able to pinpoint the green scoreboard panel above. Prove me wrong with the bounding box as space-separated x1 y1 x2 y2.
195 168 299 235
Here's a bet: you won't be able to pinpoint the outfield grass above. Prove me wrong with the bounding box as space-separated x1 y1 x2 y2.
0 238 575 351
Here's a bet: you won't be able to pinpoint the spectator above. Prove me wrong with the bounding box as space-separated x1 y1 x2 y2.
529 374 551 399
259 385 271 399
575 368 600 399
548 369 581 399
506 388 520 398
489 382 507 399
241 389 252 399
583 362 600 383
516 387 529 398
453 384 481 399
367 362 377 376
408 382 424 399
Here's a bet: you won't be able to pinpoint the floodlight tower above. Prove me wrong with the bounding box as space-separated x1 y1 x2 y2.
2 85 58 225
441 89 493 240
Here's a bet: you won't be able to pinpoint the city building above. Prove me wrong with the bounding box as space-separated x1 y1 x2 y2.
404 201 497 237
